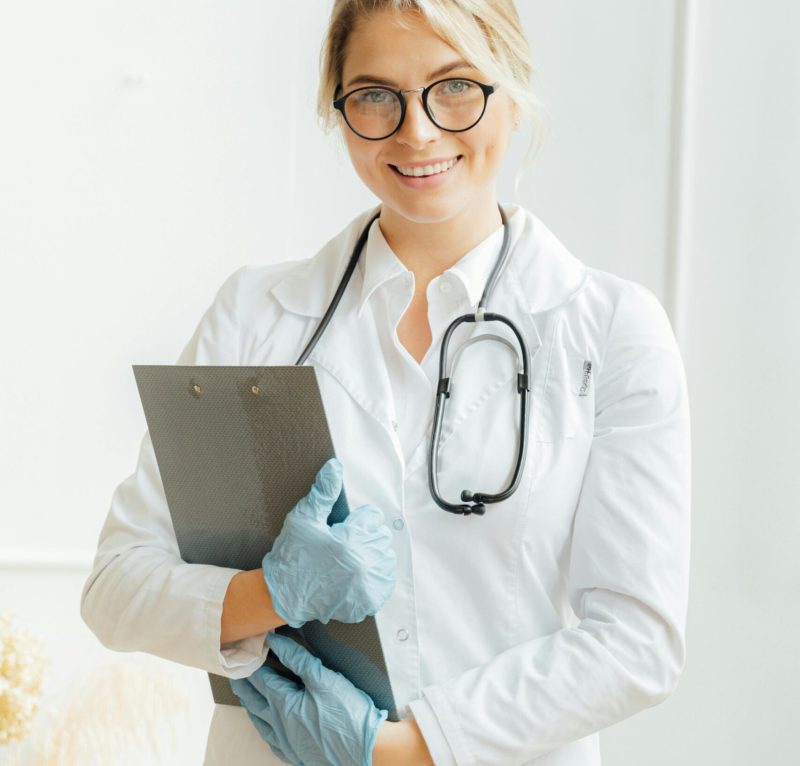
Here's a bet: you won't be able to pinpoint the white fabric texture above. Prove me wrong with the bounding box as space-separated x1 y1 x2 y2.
80 202 691 766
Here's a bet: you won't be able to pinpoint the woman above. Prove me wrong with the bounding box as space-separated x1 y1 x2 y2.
81 1 691 765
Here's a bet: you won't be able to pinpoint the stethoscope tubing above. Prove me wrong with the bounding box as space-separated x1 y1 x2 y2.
428 310 531 515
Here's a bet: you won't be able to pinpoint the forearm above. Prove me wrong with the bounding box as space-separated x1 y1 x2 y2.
220 568 286 644
373 718 432 766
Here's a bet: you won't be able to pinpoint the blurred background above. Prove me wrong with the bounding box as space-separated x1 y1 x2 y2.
1 0 797 763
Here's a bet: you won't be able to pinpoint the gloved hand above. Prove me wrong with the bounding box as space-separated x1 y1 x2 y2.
262 457 397 628
230 631 387 766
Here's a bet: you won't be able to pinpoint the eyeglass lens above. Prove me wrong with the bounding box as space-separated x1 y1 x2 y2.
343 79 486 138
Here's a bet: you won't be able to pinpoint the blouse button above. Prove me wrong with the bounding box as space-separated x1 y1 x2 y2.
396 628 409 642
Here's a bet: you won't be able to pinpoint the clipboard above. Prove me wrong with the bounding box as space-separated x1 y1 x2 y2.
132 364 398 720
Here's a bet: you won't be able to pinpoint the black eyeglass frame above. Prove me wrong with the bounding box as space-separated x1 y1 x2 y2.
332 78 498 140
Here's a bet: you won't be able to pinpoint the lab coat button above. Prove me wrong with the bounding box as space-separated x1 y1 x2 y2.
396 628 409 642
438 281 452 294
391 419 398 431
393 518 405 530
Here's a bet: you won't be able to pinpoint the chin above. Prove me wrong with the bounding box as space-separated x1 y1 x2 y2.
382 199 454 223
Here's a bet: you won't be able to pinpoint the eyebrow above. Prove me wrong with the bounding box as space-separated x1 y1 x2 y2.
344 59 475 89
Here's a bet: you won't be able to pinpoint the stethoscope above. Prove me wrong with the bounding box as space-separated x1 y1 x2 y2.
295 202 531 516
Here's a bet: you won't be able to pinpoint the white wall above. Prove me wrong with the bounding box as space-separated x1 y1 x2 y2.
676 1 800 762
1 1 797 763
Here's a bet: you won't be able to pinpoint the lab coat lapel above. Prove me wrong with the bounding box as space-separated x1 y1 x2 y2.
269 206 398 439
308 293 397 434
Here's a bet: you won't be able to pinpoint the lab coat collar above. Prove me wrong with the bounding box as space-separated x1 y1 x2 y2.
269 202 588 320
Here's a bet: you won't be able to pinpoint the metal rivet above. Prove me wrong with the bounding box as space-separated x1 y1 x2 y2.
192 383 202 394
251 385 260 395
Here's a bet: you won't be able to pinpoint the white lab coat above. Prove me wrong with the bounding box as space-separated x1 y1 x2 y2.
80 202 691 766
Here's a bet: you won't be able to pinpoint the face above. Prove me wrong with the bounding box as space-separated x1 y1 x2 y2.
338 9 518 226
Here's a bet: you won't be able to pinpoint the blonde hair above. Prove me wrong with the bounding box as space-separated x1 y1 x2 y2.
316 0 547 197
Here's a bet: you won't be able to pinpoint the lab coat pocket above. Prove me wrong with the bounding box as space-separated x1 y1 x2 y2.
534 348 593 443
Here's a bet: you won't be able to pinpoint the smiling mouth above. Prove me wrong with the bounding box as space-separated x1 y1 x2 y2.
389 155 463 177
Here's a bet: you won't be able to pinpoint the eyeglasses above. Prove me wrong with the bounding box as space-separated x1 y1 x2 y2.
333 78 498 141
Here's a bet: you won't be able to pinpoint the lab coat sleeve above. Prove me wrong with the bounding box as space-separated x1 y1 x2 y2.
80 265 270 679
410 282 692 766
408 697 458 766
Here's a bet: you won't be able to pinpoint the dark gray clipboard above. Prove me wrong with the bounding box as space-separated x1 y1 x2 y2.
132 364 397 720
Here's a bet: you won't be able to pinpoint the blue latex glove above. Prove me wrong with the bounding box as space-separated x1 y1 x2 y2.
230 631 388 766
262 457 397 628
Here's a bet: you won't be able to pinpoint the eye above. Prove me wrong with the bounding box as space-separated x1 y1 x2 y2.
354 88 394 104
443 79 474 95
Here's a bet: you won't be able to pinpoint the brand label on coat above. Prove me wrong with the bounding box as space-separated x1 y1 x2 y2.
579 360 592 396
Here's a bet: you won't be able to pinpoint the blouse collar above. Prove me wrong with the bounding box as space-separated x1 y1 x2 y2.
356 205 524 318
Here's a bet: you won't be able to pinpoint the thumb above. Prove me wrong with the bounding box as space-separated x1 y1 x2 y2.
294 457 344 523
342 504 385 533
267 632 327 690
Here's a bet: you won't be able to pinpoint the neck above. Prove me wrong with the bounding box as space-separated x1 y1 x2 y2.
377 193 504 284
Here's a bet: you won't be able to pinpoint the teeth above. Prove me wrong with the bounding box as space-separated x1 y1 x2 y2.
396 157 458 177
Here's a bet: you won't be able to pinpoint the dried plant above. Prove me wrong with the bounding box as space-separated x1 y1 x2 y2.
21 660 195 766
0 610 49 746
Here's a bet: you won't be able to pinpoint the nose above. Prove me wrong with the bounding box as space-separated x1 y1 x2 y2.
396 87 441 145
